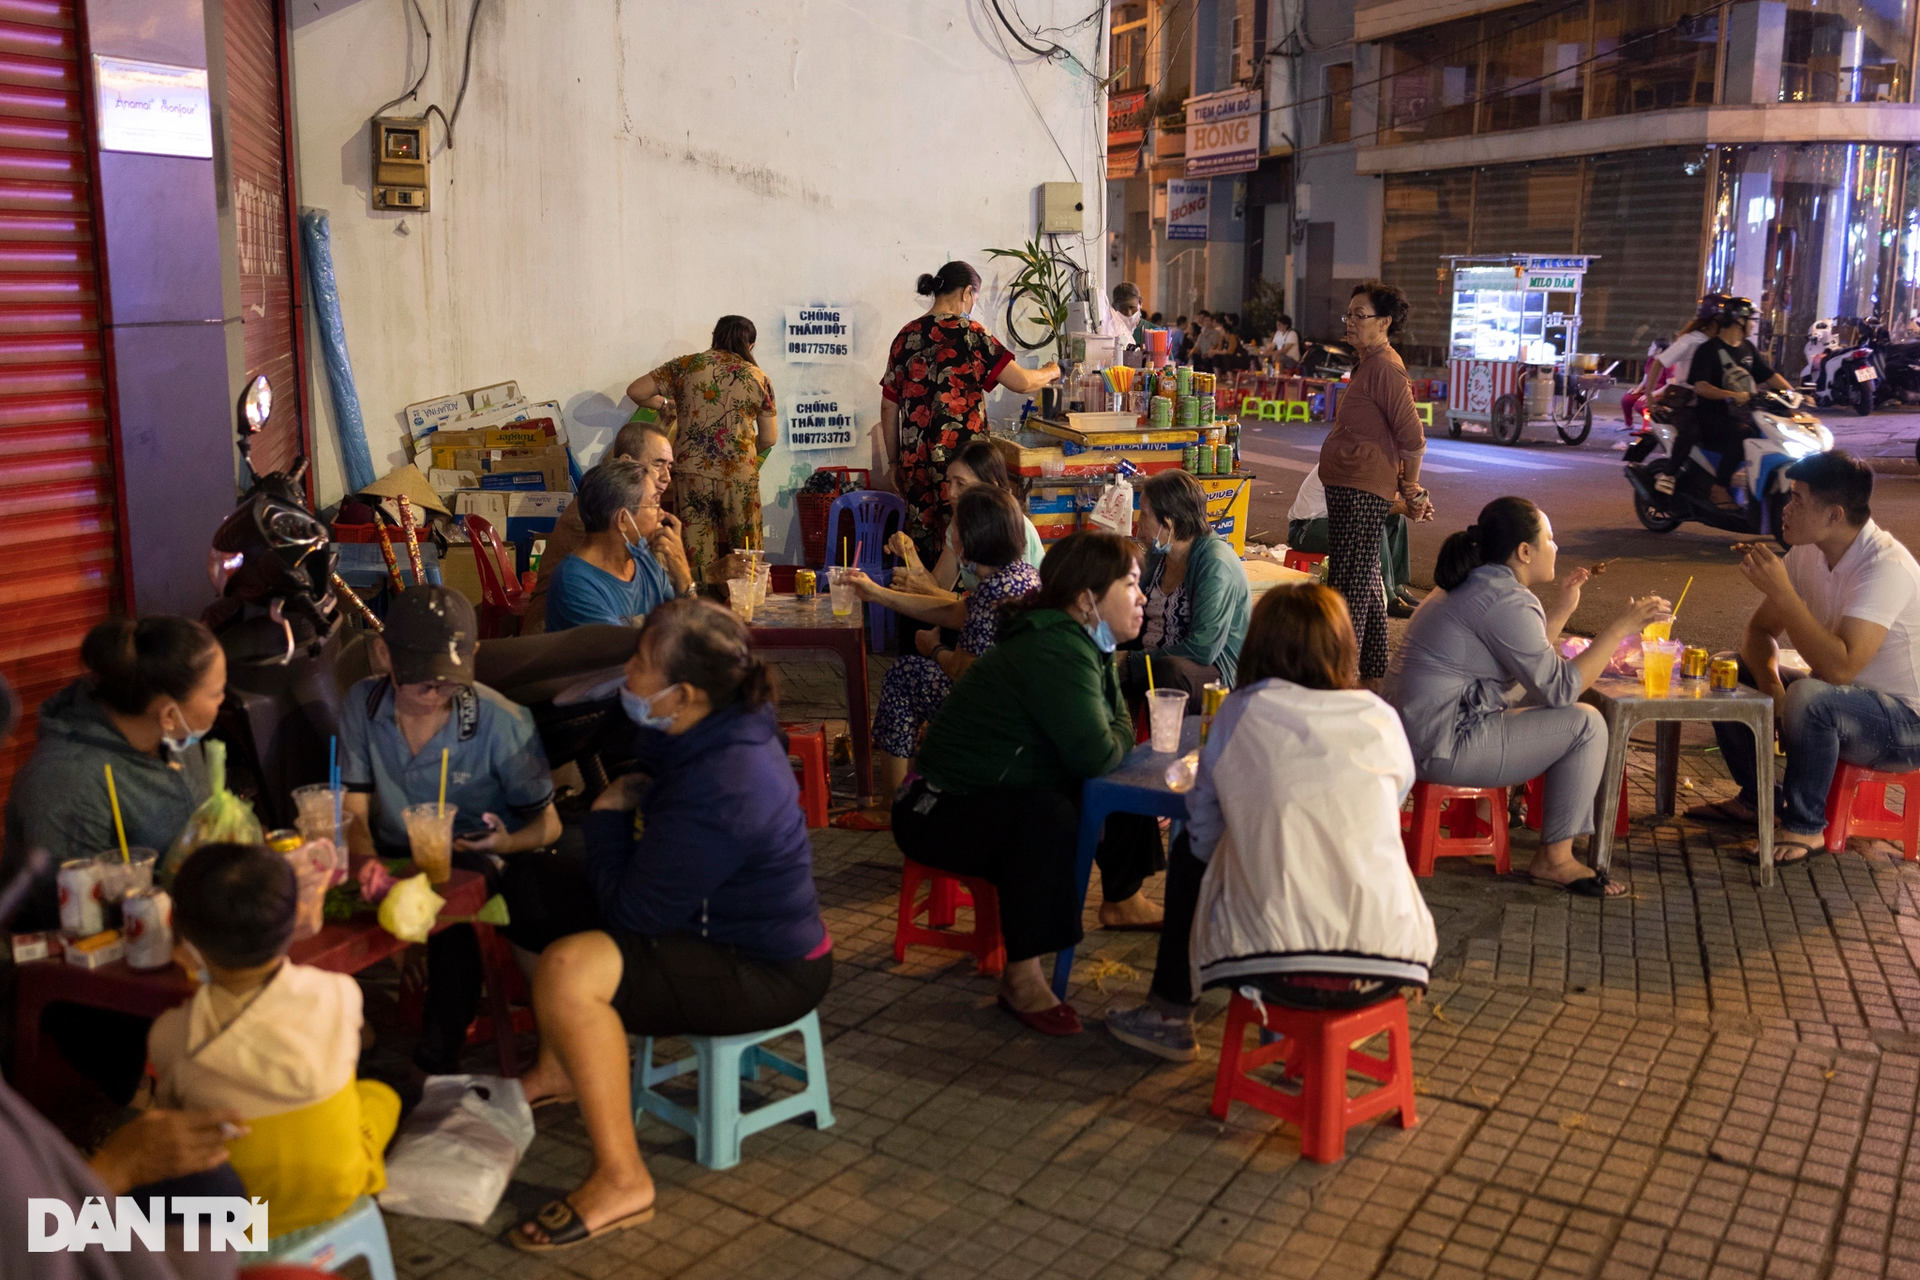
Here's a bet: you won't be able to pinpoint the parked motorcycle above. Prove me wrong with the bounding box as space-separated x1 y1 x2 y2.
1623 387 1833 546
1297 339 1356 380
204 376 633 826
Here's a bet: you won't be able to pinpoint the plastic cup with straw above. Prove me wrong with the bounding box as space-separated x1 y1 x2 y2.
104 764 129 862
1145 655 1185 753
1644 574 1691 642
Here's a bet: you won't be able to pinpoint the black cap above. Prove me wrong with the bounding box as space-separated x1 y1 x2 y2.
383 586 478 685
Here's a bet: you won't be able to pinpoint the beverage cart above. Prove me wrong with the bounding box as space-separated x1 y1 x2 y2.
1442 254 1609 446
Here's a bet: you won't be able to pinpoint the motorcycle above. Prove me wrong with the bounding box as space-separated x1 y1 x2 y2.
205 375 634 827
1800 318 1889 417
1622 386 1833 546
1297 339 1356 380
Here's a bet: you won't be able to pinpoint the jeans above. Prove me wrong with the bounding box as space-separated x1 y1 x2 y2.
1714 666 1920 836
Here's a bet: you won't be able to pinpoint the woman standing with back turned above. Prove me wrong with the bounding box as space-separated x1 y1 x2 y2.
881 261 1060 564
1317 280 1432 681
626 315 777 582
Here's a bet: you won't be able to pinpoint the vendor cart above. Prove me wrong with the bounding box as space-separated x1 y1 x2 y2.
1443 255 1610 447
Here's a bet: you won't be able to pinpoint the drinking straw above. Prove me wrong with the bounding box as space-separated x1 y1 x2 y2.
855 540 864 567
103 764 128 861
1671 575 1695 620
437 747 449 819
1146 655 1156 693
329 735 342 833
842 537 849 567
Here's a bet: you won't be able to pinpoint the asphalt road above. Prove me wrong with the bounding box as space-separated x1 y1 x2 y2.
1239 415 1920 656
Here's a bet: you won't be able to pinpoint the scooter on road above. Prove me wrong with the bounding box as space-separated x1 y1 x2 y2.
1622 387 1833 546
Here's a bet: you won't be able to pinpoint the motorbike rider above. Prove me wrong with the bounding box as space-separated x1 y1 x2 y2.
1682 297 1794 504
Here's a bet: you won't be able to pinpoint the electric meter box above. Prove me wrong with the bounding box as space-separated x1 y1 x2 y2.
1040 181 1084 233
372 115 429 211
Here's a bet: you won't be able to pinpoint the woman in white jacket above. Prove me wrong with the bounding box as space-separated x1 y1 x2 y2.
1107 583 1438 1062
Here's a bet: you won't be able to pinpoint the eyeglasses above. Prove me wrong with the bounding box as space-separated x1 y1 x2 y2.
1343 309 1382 322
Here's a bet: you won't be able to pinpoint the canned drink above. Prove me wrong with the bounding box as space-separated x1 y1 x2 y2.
266 829 302 853
794 568 817 599
1710 658 1739 692
1215 443 1234 474
1195 442 1215 475
57 857 104 938
1197 396 1214 427
1199 680 1228 745
123 888 174 970
1182 445 1198 472
1682 646 1710 679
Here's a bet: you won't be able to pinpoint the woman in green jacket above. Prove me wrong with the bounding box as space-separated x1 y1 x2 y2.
1119 469 1251 707
895 532 1163 1037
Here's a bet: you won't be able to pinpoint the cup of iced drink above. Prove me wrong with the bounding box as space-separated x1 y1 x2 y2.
828 567 856 617
726 577 756 621
292 783 343 846
1148 689 1187 753
1641 640 1683 698
402 803 457 884
1641 619 1673 643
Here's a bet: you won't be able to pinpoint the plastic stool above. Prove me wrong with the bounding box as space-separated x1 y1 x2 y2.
1285 399 1311 422
1209 991 1416 1163
1414 402 1434 427
262 1196 395 1280
1240 396 1266 419
781 721 829 828
631 1010 835 1170
1402 782 1510 876
1824 763 1920 859
1282 548 1326 575
893 858 1006 974
1522 774 1629 839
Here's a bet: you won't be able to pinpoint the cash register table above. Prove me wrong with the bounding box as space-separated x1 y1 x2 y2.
1581 678 1776 884
748 593 873 807
12 869 515 1105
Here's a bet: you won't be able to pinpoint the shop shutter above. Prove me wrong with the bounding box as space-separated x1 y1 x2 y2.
1380 171 1473 366
1575 151 1708 372
222 0 305 481
0 0 115 802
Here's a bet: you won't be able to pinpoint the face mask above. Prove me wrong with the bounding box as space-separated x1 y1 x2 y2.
621 684 681 730
1151 528 1173 553
961 560 980 580
619 511 646 557
183 940 211 988
1084 618 1117 653
161 702 209 755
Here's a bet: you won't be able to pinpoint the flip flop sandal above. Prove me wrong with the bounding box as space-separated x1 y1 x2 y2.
1531 869 1621 897
510 1198 655 1253
830 810 891 832
1737 840 1824 866
528 1093 576 1113
1097 918 1165 933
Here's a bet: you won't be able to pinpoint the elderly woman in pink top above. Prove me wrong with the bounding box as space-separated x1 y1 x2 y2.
1316 280 1434 680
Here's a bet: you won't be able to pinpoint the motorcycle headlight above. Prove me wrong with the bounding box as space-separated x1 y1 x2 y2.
1780 435 1818 459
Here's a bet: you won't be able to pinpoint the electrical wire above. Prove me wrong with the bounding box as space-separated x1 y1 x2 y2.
444 0 487 148
984 0 1079 181
371 0 431 119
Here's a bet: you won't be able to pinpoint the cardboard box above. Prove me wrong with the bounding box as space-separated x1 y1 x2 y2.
454 490 510 529
432 445 570 491
461 380 520 412
477 471 547 492
507 491 572 519
428 468 479 494
449 400 533 432
405 393 467 440
10 931 60 963
424 418 557 452
66 930 123 969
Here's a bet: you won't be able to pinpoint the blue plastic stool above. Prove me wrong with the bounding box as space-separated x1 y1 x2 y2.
825 489 906 653
262 1196 395 1280
631 1010 835 1170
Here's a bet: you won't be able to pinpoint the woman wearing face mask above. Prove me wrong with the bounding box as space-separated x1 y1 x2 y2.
510 598 829 1252
3 616 225 931
544 459 688 632
1118 469 1250 710
892 532 1165 1036
881 261 1061 564
881 438 1046 598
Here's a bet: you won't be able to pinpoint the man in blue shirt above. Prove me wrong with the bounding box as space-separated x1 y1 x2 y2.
339 586 562 1073
545 459 685 630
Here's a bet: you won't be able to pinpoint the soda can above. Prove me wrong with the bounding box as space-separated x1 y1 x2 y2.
1182 445 1198 472
794 568 816 599
1195 442 1215 475
1710 658 1739 692
123 888 173 970
1215 443 1234 474
1682 646 1709 679
57 857 104 938
266 829 303 853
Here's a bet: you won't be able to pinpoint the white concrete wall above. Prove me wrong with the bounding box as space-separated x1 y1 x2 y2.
288 0 1107 559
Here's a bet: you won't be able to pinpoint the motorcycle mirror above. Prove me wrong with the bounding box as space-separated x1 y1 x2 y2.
240 374 273 436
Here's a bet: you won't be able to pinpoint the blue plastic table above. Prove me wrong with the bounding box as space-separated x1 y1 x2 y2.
1053 716 1202 997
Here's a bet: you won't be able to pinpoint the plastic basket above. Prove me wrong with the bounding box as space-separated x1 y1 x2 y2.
797 467 870 567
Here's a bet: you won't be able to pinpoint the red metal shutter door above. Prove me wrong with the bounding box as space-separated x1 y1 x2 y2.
0 0 115 803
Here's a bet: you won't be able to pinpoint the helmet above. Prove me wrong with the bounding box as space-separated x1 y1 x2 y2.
1695 292 1732 321
1713 296 1756 327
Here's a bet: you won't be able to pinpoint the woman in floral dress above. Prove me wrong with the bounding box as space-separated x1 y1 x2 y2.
880 261 1059 563
626 315 776 580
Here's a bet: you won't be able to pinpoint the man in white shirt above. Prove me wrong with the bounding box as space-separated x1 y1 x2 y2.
1286 465 1418 614
1100 282 1142 348
1694 451 1920 862
1270 314 1301 370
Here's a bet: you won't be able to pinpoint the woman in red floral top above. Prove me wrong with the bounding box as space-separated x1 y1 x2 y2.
881 261 1059 559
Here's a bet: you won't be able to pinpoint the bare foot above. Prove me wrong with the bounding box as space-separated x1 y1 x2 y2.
517 1056 575 1107
518 1168 655 1244
1098 891 1164 930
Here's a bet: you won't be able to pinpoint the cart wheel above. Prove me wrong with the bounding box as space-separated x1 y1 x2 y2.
1447 414 1461 439
1556 400 1592 446
1490 394 1524 445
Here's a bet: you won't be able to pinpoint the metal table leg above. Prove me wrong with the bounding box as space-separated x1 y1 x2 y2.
1654 722 1681 816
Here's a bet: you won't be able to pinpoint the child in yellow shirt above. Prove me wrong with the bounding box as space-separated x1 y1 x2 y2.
147 842 400 1236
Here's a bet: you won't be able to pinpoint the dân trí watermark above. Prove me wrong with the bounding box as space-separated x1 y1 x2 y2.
28 1197 268 1252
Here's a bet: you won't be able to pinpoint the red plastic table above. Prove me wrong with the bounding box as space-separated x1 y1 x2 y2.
748 593 872 806
13 868 516 1105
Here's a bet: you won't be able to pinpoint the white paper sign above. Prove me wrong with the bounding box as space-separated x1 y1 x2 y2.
787 394 857 451
94 56 213 159
1184 88 1260 178
1168 179 1210 241
784 306 853 363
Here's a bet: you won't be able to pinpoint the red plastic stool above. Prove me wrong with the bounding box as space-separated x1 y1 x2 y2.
893 859 1006 975
1521 775 1630 839
1823 763 1920 859
781 721 829 828
1209 991 1417 1162
1282 548 1326 575
1402 782 1510 876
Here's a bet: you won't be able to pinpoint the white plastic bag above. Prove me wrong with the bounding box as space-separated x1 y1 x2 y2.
378 1074 534 1225
1089 476 1135 535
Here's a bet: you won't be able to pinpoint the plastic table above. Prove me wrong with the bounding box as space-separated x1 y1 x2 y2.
748 593 873 806
1054 717 1201 997
1581 677 1777 883
13 867 515 1106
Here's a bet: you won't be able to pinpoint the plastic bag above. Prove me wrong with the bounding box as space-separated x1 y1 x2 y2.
1088 476 1135 535
160 741 263 883
378 1075 534 1224
378 873 446 943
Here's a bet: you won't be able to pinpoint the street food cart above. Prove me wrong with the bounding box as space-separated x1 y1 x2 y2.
1443 254 1610 447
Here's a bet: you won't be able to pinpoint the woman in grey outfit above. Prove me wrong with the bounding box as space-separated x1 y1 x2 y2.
1384 498 1668 896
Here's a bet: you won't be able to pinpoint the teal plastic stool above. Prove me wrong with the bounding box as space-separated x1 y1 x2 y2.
262 1196 395 1280
631 1010 835 1169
